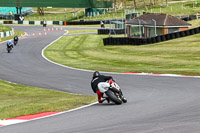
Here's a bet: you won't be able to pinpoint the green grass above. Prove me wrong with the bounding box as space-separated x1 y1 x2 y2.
144 1 200 16
0 80 96 119
0 25 12 32
188 19 200 29
8 0 198 22
0 30 24 42
44 32 200 76
67 29 97 34
0 28 96 120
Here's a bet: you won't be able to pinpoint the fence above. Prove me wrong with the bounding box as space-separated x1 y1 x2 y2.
103 26 200 45
0 20 101 25
0 18 126 26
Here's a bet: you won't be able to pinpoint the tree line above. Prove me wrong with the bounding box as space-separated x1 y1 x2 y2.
113 0 169 12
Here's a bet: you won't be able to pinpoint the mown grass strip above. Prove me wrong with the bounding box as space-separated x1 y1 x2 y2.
0 80 96 119
44 30 200 76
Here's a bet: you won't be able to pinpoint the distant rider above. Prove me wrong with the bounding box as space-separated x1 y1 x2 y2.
13 35 19 45
100 21 104 28
91 71 113 103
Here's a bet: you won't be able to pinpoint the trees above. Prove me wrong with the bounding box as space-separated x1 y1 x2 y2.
133 0 137 8
37 7 44 15
166 0 168 7
114 0 117 13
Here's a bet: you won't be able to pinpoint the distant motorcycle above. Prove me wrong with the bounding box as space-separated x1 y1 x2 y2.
14 40 18 46
104 79 127 105
7 43 13 53
13 35 19 46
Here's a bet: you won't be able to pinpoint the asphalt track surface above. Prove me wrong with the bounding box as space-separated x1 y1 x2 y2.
0 25 200 133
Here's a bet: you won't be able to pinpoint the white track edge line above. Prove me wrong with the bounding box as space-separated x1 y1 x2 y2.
0 102 98 127
41 34 200 79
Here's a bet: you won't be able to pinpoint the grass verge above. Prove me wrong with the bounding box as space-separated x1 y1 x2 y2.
44 32 200 76
0 30 25 42
67 29 97 34
0 25 12 32
0 80 96 119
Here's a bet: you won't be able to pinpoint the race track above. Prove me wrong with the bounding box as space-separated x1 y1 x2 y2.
0 25 200 133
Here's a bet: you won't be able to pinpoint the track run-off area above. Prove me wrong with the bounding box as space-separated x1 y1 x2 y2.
0 25 200 133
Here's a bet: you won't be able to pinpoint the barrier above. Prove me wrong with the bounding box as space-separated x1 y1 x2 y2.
0 28 14 38
156 36 161 43
98 29 125 35
103 26 200 46
194 27 200 34
174 32 180 38
180 31 185 37
189 29 195 35
184 30 190 36
170 33 175 39
161 35 166 41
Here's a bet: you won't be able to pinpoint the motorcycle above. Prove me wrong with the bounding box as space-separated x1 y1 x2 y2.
104 79 127 105
14 40 18 46
7 44 13 53
101 24 105 28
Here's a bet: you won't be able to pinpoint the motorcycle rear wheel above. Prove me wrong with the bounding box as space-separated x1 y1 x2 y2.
105 90 122 105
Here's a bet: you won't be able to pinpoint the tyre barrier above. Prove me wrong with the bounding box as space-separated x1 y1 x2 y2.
166 34 171 40
170 33 175 39
184 30 190 36
103 26 200 45
180 31 185 37
179 15 196 22
189 29 195 35
175 32 180 38
156 36 161 43
194 27 200 34
66 20 100 25
98 29 125 35
146 38 152 44
161 35 166 41
140 38 147 45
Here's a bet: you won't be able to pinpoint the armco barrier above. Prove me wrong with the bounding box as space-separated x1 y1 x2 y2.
103 26 200 46
0 19 124 26
0 16 195 26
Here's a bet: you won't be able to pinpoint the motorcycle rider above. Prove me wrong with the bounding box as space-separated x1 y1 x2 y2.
13 35 19 45
7 40 13 48
100 21 104 28
91 71 114 103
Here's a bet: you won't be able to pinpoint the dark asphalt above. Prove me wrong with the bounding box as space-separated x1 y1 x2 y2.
0 25 200 133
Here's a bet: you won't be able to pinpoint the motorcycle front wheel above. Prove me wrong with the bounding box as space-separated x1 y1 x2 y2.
7 48 11 53
105 90 122 105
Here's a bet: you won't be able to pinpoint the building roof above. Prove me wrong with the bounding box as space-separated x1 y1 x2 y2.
126 13 191 27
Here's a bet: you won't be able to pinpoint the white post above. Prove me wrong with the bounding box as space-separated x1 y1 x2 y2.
138 19 141 38
152 19 157 36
